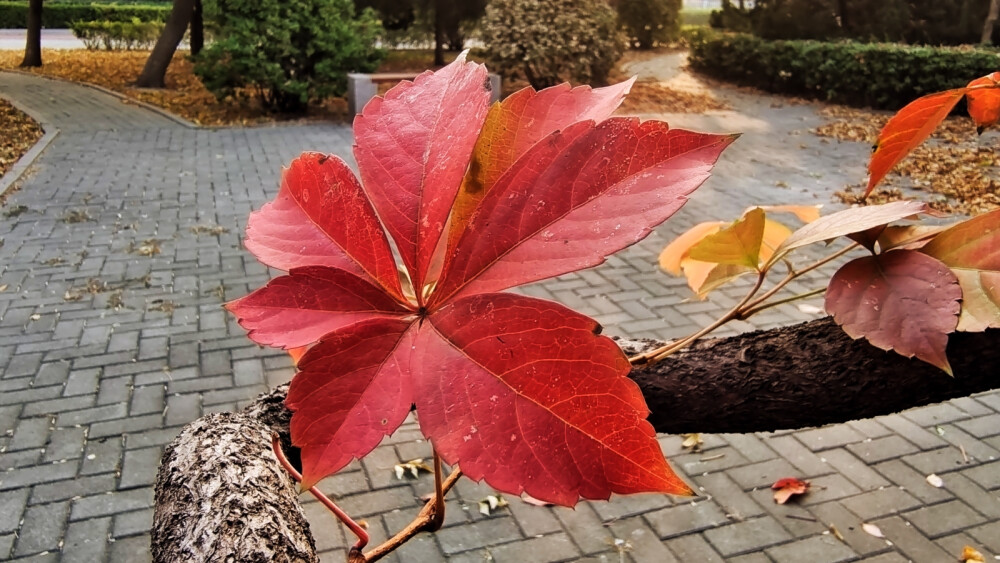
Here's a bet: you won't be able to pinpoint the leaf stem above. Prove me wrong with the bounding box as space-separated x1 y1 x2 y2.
739 287 826 318
270 434 370 552
630 270 767 365
361 463 463 562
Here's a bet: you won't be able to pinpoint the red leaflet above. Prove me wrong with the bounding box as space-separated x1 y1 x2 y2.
244 153 404 300
225 266 412 349
416 294 691 505
866 89 967 196
432 120 737 303
287 318 418 489
229 56 734 504
825 250 961 374
353 53 491 294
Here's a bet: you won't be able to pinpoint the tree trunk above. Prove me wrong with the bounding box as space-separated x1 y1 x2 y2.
136 0 195 88
836 0 849 32
433 0 445 66
190 0 204 56
983 0 1000 44
152 318 1000 562
19 0 42 68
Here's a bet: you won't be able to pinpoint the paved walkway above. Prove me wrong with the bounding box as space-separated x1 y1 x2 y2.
1 68 998 563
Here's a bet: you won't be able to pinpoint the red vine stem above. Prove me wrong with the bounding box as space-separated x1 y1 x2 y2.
270 434 370 551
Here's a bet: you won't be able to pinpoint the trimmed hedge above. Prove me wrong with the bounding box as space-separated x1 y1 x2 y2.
0 2 169 28
71 18 164 50
688 32 1000 110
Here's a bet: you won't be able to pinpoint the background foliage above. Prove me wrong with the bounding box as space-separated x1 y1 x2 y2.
71 18 164 50
0 1 168 28
193 0 384 114
481 0 626 89
613 0 683 49
688 31 1000 109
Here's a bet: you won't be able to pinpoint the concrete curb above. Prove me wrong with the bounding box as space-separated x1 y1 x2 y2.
0 68 198 128
0 90 59 201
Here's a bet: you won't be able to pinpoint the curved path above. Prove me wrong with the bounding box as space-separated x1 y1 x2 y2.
1 68 998 563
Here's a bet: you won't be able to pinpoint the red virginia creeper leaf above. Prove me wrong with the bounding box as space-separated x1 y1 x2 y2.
866 89 967 196
966 72 1000 133
921 208 1000 331
287 318 418 490
244 153 404 300
432 119 737 304
824 250 961 374
413 293 691 506
225 266 412 349
448 79 636 248
772 200 928 264
771 477 809 504
353 52 491 292
687 207 766 269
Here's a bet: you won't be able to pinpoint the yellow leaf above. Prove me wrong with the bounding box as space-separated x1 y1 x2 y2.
659 222 724 275
688 208 766 270
962 545 986 563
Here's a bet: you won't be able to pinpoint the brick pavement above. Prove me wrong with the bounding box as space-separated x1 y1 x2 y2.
2 69 999 563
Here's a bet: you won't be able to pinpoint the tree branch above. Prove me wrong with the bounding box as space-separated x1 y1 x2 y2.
151 317 1000 562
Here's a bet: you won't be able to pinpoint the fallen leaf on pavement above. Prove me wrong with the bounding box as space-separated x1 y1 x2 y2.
862 522 884 538
772 477 810 504
962 545 986 563
926 473 944 488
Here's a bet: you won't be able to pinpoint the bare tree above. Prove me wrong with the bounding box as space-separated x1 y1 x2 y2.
983 0 1000 44
20 0 42 68
136 0 195 88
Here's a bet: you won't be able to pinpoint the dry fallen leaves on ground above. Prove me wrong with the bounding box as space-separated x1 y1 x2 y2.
0 50 350 126
619 81 730 114
0 98 43 181
814 105 1000 215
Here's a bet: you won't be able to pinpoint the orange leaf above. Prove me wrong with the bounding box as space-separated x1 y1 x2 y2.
658 221 724 275
688 208 767 270
761 204 822 223
866 89 967 196
966 72 1000 134
287 346 308 365
771 477 809 504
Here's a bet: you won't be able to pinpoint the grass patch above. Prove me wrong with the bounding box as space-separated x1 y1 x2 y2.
681 8 713 27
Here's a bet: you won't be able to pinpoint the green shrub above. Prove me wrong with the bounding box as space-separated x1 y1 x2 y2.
708 3 753 32
71 18 164 50
481 0 627 89
614 0 682 49
750 0 993 45
688 31 1000 110
0 2 168 28
193 0 384 114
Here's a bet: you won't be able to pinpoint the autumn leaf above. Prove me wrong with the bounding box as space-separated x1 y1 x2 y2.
866 89 967 196
658 221 725 275
772 200 928 266
229 56 733 502
687 207 766 270
825 250 961 374
771 477 809 504
966 72 1000 134
921 209 1000 331
961 545 986 563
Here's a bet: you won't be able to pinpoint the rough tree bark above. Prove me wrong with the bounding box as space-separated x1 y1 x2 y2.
136 0 195 88
151 318 1000 562
983 0 1000 44
190 0 204 56
20 0 42 68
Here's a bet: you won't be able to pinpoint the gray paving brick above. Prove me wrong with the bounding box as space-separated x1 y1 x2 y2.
119 446 162 489
840 487 923 521
81 436 123 475
645 500 729 538
61 517 111 563
796 425 866 452
847 435 919 464
553 504 616 555
589 492 672 522
106 533 152 563
967 521 1000 552
607 517 679 563
42 425 87 462
870 515 952 561
905 499 987 537
693 472 765 521
963 461 1000 490
0 460 80 491
727 458 802 490
88 413 163 438
70 486 154 521
111 508 153 539
821 448 891 490
129 385 165 415
488 533 580 563
902 447 977 476
807 501 889 556
62 368 100 396
30 474 119 504
766 535 857 562
875 415 947 450
0 534 12 560
0 488 30 534
955 414 1000 438
665 534 726 562
436 517 522 555
9 416 52 451
704 516 792 556
13 501 70 557
902 403 970 427
764 435 831 476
